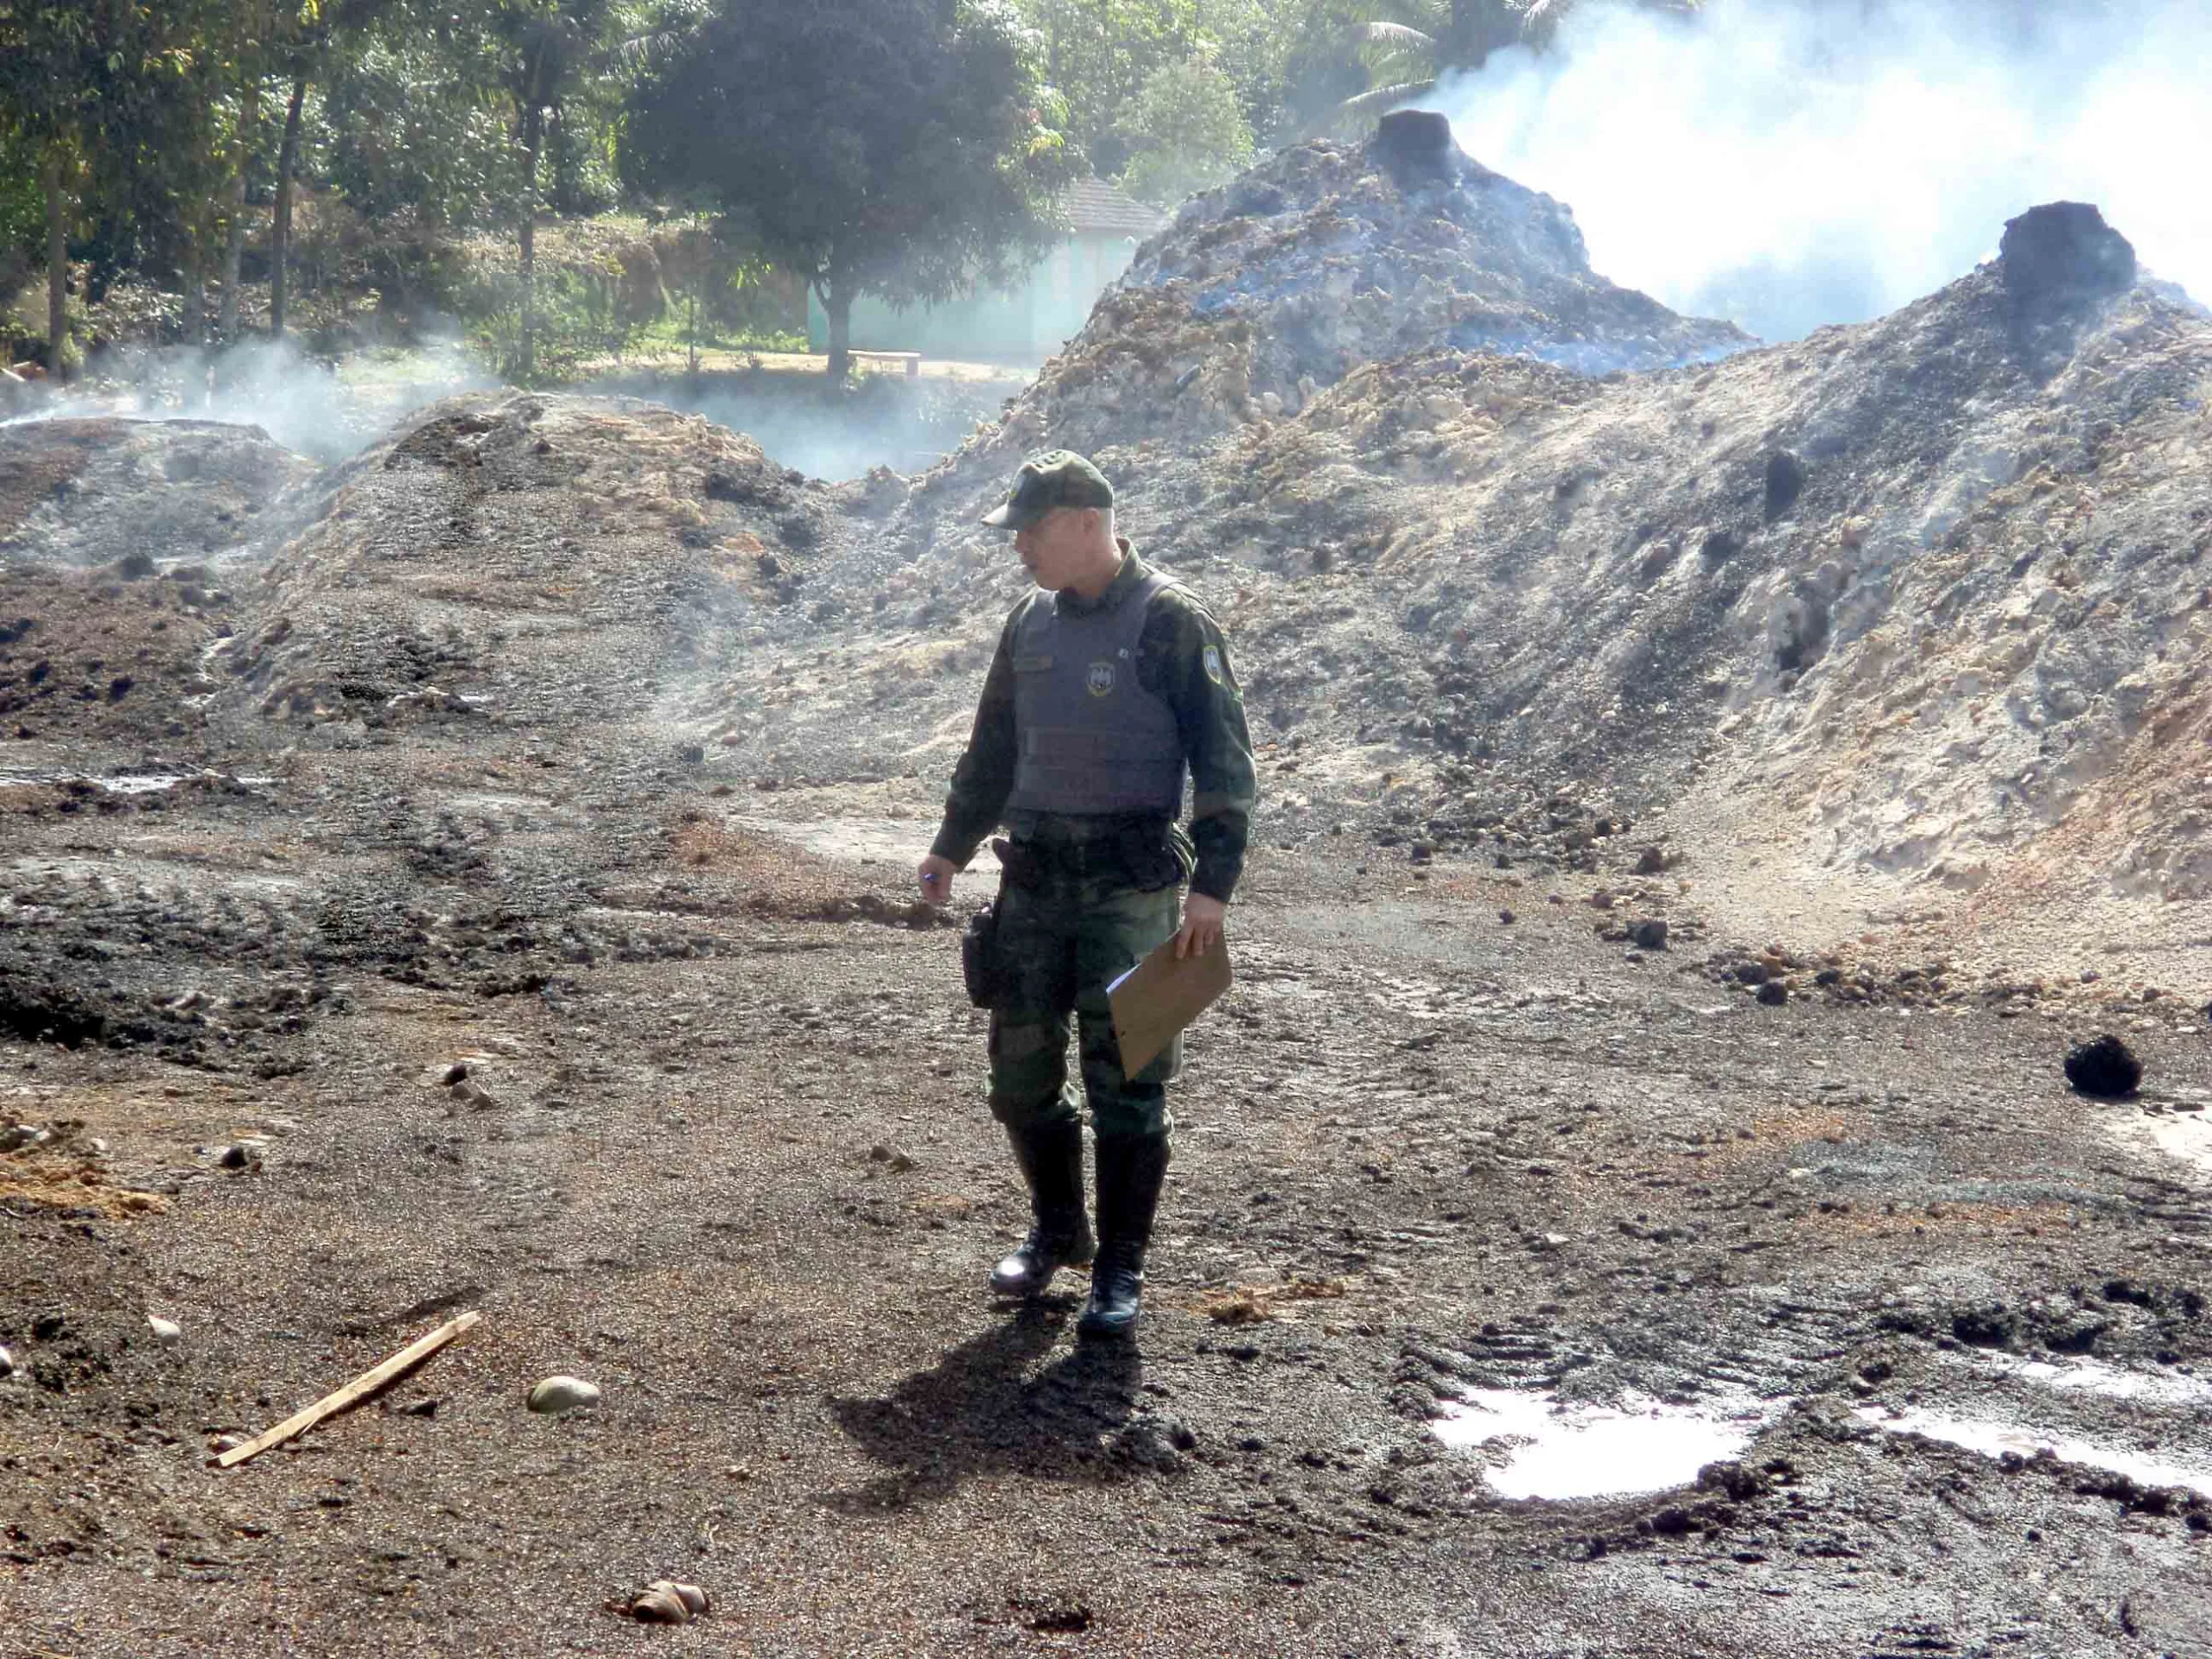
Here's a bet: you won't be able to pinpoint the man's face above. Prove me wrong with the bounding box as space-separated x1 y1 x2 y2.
1014 507 1095 591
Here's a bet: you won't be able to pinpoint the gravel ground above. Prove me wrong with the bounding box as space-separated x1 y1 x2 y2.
3 751 2209 1656
3 225 2209 1649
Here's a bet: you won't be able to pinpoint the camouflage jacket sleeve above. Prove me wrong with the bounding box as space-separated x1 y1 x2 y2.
1137 588 1256 904
928 603 1025 868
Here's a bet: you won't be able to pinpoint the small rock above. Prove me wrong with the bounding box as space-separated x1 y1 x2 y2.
1497 908 1516 925
648 1580 710 1618
210 1431 250 1455
868 1143 918 1173
630 1588 691 1625
2 1124 48 1152
1408 842 1435 865
438 1061 470 1086
2064 1034 2142 1098
217 1140 264 1171
1629 918 1669 951
0 1344 13 1378
1755 981 1789 1007
527 1375 601 1414
147 1315 182 1346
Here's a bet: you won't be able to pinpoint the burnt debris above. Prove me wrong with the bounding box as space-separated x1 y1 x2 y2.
1999 202 2138 306
2064 1033 2143 1098
1999 201 2139 380
1373 110 1470 189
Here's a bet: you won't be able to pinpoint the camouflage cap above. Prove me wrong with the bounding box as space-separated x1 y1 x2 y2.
980 450 1115 531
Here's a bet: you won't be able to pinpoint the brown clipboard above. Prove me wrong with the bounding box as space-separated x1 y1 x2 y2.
1109 935 1232 1078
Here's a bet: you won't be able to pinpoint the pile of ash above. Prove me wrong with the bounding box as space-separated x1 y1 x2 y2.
0 417 315 571
934 112 1749 477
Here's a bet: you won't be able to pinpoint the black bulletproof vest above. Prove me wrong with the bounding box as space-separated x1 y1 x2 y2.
1005 569 1185 817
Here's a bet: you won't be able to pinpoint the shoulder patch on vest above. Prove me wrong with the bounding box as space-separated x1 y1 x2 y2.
1202 644 1224 685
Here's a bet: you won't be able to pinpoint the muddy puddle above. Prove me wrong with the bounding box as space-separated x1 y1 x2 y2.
1857 1350 2212 1497
1432 1388 1776 1501
2106 1096 2212 1179
1855 1406 2212 1497
0 770 275 795
731 815 1002 875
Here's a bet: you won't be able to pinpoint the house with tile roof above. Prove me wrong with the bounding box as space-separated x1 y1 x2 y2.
806 176 1166 365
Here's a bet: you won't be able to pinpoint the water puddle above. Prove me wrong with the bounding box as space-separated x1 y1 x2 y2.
0 771 273 795
2107 1102 2212 1180
1853 1405 2212 1497
1979 1351 2212 1408
1433 1389 1772 1500
731 816 1002 874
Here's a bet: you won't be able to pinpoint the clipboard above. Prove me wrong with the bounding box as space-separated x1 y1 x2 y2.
1108 936 1232 1077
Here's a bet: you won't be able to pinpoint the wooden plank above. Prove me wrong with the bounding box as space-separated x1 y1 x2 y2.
218 1309 480 1469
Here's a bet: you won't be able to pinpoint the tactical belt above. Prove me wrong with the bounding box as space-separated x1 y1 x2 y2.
995 816 1185 891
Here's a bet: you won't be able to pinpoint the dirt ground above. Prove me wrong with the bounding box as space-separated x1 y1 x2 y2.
3 299 2209 1649
3 742 2210 1655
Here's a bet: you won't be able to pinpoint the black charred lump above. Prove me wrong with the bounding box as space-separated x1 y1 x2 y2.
1372 111 1469 188
1999 203 2137 304
2064 1033 2142 1098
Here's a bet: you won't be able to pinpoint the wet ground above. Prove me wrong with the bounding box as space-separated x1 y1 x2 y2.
3 761 2209 1656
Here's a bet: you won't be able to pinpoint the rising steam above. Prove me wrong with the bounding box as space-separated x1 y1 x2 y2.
1437 0 2212 342
1 337 497 465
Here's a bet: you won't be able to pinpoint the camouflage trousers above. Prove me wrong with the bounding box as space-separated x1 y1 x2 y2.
987 872 1182 1141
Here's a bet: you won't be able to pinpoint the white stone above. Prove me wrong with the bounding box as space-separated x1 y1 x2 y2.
526 1375 601 1414
147 1315 182 1346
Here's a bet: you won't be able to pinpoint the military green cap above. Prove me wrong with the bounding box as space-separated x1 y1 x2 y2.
980 449 1115 531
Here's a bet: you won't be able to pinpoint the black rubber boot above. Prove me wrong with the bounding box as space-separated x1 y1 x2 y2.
1078 1134 1170 1339
988 1117 1094 1296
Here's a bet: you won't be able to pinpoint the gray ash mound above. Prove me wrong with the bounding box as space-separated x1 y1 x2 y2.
922 116 1748 476
0 419 313 760
213 393 843 743
0 416 315 572
707 188 2212 963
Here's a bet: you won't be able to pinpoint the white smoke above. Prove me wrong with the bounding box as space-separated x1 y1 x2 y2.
2 337 497 463
1436 0 2212 341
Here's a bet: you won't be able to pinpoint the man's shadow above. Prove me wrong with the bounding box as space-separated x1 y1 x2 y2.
825 1300 1144 1512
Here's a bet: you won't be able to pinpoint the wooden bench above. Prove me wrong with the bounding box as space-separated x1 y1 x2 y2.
851 350 921 378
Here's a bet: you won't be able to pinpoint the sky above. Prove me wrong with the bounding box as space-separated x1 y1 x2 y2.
1434 0 2212 341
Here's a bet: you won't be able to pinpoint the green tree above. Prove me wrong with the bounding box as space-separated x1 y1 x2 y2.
1117 54 1255 209
623 0 1081 382
1331 0 1701 127
0 2 113 377
489 0 620 379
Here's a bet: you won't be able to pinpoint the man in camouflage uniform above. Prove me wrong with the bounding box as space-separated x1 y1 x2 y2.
917 451 1255 1339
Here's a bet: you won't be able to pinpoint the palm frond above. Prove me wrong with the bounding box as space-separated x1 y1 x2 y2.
1519 0 1569 37
1345 20 1438 52
1330 79 1439 128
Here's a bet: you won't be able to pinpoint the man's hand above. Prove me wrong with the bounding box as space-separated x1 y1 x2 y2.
917 854 959 906
1173 893 1227 959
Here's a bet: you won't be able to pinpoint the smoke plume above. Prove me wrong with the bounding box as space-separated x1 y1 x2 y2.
1437 0 2212 342
1 337 496 464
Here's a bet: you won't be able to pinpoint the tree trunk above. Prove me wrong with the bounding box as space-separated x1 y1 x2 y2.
823 283 852 385
219 162 246 340
518 101 544 381
270 70 308 339
183 232 207 350
43 149 67 382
